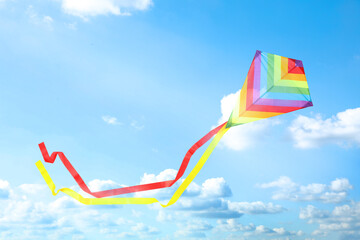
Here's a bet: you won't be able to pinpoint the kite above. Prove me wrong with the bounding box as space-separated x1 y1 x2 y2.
36 50 313 207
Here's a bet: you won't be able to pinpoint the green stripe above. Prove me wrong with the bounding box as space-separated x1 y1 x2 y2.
267 53 274 90
270 86 310 95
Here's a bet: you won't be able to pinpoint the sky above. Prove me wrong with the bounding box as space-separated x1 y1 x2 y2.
0 0 360 239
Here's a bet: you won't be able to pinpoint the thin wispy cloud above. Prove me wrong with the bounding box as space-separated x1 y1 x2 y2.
61 0 153 20
130 120 144 130
25 5 54 30
102 115 122 125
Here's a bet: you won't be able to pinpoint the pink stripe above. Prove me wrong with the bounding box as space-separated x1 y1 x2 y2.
256 98 312 107
253 51 261 102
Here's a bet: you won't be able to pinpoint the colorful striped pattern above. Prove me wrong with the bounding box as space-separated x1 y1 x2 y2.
35 50 314 207
227 50 313 127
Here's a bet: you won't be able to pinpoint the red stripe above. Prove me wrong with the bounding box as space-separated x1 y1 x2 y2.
249 104 302 113
38 122 227 198
288 58 296 71
246 59 255 109
288 67 304 74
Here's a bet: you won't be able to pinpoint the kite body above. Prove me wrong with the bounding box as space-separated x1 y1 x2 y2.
36 50 313 207
227 50 312 128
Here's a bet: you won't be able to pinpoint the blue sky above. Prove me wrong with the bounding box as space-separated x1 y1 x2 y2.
0 0 360 239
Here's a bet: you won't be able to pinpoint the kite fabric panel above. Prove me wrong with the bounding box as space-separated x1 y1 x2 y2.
35 50 313 207
227 50 312 128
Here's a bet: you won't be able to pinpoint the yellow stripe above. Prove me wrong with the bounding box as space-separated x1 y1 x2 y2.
281 56 288 78
230 77 247 124
275 79 308 88
35 125 229 207
239 77 248 112
242 111 282 118
274 55 281 84
230 116 262 125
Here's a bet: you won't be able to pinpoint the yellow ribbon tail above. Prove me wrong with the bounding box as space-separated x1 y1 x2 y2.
35 125 229 207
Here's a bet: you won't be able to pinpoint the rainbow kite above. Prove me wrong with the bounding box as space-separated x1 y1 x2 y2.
36 50 313 207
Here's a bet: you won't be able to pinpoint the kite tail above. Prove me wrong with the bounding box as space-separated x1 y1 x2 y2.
35 124 229 207
36 122 227 198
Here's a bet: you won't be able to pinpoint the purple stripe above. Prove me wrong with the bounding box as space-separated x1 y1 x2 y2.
295 60 303 67
255 98 312 107
253 51 261 102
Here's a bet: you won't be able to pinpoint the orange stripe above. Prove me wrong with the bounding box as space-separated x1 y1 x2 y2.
281 57 288 78
242 111 283 118
281 73 306 81
239 78 248 114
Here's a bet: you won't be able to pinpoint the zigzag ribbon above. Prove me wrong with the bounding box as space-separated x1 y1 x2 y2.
36 50 313 206
36 125 229 206
38 122 226 198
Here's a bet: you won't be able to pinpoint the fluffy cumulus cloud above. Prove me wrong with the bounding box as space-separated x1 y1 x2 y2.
259 176 353 203
0 175 283 239
61 0 153 19
227 201 285 215
289 108 360 148
134 168 178 199
88 179 125 191
134 169 285 220
0 179 162 239
300 202 360 239
0 179 11 199
215 219 303 239
175 219 213 238
216 91 280 151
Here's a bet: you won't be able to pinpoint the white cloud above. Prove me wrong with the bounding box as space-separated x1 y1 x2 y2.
18 184 46 195
300 202 360 239
61 0 153 19
110 221 160 239
131 210 142 218
25 5 54 30
131 222 159 235
130 120 144 130
156 210 173 222
102 115 122 125
200 177 232 198
88 179 125 192
65 22 77 30
215 219 302 238
174 219 212 238
0 179 164 239
299 205 330 221
134 168 177 199
0 179 11 199
134 169 285 219
43 16 53 24
215 219 255 232
216 91 279 151
289 108 360 148
0 176 292 239
259 176 353 203
259 176 297 190
330 178 353 192
227 201 285 215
